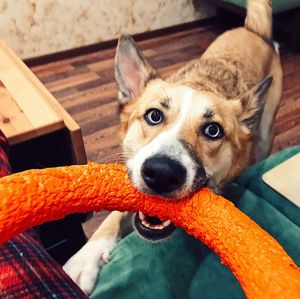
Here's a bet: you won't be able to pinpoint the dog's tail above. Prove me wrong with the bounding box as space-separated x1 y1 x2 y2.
245 0 272 40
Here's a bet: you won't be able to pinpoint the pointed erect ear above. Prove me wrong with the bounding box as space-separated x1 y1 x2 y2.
237 76 273 131
114 35 158 106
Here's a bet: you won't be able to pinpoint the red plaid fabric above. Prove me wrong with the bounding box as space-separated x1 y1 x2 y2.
0 131 87 299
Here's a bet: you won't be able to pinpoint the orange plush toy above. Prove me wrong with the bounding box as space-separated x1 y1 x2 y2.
0 163 299 299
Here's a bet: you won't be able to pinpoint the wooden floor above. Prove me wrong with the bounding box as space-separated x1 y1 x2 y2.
30 20 300 237
30 21 300 164
30 21 300 165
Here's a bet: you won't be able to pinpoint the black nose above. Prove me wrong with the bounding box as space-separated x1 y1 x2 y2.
141 156 187 194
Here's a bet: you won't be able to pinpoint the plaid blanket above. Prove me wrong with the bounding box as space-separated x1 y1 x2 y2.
0 131 87 298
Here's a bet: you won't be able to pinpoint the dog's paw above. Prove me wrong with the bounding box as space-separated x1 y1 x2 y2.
63 237 117 295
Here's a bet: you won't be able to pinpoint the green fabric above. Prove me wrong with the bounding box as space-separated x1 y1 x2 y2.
223 0 300 14
92 146 300 299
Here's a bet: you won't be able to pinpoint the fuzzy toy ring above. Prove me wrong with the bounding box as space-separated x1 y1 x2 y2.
0 163 299 298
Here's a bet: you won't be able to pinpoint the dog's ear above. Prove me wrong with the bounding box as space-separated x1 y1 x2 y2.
236 76 273 131
115 35 158 106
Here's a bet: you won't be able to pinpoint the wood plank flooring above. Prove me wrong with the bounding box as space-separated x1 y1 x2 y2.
30 22 300 165
29 23 223 163
29 20 300 238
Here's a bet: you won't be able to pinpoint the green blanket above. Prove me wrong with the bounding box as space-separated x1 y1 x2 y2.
92 146 300 299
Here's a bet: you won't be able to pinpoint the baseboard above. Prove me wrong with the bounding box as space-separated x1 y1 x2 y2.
24 17 216 67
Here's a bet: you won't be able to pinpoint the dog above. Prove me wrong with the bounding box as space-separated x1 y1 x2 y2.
63 0 282 294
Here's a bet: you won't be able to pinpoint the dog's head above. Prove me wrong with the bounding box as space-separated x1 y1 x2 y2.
115 36 272 240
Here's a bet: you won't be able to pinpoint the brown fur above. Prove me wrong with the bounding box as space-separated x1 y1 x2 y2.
63 1 283 294
170 28 274 98
120 27 280 187
245 0 272 39
116 0 281 211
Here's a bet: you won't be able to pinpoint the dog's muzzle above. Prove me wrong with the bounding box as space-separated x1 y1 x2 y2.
133 154 208 241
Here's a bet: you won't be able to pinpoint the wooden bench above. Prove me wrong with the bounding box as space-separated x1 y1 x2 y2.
0 40 86 166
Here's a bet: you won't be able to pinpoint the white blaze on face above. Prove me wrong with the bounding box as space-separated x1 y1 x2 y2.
126 87 208 198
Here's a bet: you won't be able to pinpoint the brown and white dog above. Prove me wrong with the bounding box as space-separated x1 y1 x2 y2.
63 0 282 294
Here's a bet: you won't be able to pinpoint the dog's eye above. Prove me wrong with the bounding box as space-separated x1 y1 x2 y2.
144 109 164 126
203 123 224 140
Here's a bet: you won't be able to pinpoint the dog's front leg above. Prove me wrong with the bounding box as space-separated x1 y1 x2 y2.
63 211 126 295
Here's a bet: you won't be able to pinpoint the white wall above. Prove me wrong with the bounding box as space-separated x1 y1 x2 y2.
0 0 214 59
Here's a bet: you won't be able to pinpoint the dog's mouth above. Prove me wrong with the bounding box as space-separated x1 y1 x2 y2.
134 212 176 241
129 159 210 241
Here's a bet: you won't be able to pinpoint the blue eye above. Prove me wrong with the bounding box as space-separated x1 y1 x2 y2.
144 109 164 126
203 123 224 140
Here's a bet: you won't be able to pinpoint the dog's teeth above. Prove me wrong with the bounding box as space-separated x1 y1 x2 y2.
152 224 164 230
139 212 145 221
162 220 171 227
140 215 172 230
